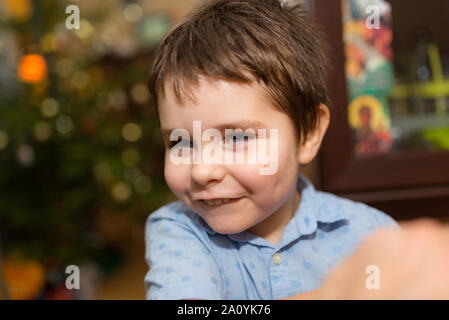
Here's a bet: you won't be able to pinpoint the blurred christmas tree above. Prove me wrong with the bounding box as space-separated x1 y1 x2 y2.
0 0 175 298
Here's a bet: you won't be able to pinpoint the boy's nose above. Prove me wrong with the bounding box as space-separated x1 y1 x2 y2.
191 162 226 186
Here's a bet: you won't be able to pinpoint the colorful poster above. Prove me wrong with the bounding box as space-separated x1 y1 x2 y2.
342 0 394 155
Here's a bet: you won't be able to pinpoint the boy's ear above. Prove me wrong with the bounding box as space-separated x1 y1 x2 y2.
297 104 330 165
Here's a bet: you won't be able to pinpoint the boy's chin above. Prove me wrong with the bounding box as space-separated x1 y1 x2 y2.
206 219 251 236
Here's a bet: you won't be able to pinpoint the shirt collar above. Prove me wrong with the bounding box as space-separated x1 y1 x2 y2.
196 173 343 244
292 173 343 235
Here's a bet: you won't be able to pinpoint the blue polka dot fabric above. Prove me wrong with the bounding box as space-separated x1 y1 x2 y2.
144 173 399 300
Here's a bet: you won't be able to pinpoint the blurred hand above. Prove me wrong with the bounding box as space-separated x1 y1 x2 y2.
319 218 449 299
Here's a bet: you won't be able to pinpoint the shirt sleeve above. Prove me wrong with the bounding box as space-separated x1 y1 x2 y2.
144 207 225 300
366 205 400 231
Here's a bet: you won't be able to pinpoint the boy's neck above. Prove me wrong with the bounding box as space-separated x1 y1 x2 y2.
247 187 302 247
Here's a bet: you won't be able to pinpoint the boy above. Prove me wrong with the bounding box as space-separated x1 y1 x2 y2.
144 0 399 300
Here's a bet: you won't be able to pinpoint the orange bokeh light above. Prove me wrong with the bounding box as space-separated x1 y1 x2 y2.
18 54 47 84
2 258 46 300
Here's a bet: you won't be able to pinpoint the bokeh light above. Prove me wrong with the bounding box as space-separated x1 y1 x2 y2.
17 54 47 84
41 98 60 118
121 123 142 142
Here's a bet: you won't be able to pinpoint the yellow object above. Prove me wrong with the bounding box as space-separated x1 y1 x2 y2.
17 54 47 84
391 81 449 99
390 42 448 115
40 34 58 53
428 43 444 83
1 0 32 21
428 42 447 115
2 258 46 300
348 95 385 130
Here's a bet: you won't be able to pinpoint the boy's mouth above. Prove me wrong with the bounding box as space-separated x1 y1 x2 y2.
198 197 243 206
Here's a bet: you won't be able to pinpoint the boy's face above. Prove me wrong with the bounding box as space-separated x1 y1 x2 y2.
158 78 324 237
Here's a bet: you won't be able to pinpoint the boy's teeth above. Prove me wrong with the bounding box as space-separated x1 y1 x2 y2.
204 199 231 205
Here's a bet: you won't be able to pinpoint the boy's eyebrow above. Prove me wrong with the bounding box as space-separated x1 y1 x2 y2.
160 120 270 139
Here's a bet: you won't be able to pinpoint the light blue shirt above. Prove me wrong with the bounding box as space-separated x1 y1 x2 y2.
144 173 399 300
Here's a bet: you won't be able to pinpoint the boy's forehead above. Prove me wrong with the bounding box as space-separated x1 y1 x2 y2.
158 79 275 129
159 76 210 108
161 68 264 100
159 75 273 113
161 77 247 105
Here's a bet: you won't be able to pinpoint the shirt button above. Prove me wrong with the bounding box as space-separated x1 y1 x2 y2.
272 252 282 265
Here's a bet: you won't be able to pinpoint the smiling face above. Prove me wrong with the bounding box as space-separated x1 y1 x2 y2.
158 77 328 244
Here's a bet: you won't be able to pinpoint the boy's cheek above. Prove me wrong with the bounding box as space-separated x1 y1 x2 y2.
164 160 190 197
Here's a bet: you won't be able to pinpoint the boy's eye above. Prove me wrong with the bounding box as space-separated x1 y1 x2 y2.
224 132 255 152
169 139 193 149
225 132 253 143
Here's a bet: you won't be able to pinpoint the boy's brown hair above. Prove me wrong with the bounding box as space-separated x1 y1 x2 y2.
148 0 329 143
